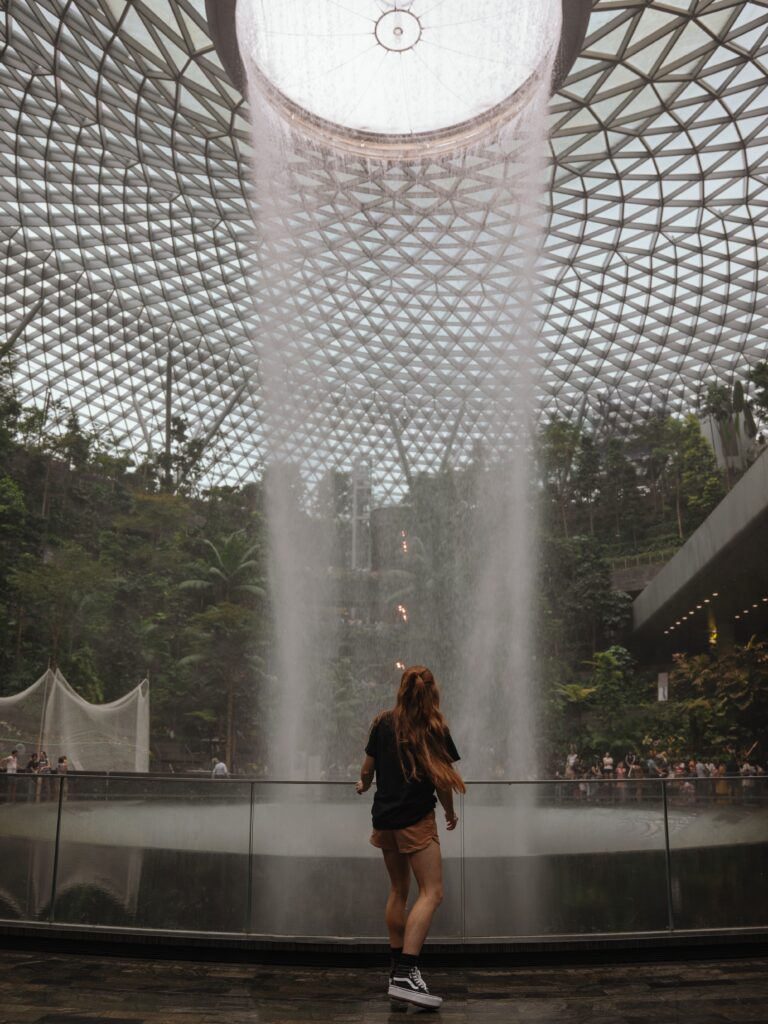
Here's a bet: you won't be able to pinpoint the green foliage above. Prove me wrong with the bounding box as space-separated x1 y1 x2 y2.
677 416 725 530
8 542 113 673
555 683 597 705
0 387 269 766
0 475 25 541
539 417 581 535
586 645 636 715
0 346 755 775
180 530 265 605
549 641 768 766
539 535 629 661
702 382 733 421
749 359 768 431
670 641 768 752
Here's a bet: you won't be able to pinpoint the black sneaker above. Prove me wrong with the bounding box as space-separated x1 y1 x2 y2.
388 966 409 1011
388 966 442 1009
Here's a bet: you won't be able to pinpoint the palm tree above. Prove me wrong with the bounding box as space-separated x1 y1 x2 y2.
179 531 264 605
179 531 265 769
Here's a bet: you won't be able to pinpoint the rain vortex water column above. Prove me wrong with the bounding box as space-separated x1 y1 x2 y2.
236 1 562 780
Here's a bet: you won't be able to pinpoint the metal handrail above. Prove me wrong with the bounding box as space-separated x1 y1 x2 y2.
2 773 766 941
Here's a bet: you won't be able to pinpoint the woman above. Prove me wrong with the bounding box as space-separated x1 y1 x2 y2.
356 665 464 1010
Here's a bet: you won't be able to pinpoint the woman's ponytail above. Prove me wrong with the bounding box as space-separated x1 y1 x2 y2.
391 665 466 794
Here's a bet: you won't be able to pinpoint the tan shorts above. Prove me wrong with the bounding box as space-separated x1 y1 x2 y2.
370 810 439 855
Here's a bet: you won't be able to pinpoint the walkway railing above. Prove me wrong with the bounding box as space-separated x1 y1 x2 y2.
1 773 766 941
606 547 680 570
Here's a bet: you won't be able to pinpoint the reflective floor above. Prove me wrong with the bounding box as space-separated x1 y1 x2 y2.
1 950 767 1023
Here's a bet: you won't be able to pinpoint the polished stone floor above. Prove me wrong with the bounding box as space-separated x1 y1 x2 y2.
1 950 768 1023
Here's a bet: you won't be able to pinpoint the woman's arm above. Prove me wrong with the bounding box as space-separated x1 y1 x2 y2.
355 754 375 794
436 787 459 830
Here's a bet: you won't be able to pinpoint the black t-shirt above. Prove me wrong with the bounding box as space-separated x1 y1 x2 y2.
365 712 460 830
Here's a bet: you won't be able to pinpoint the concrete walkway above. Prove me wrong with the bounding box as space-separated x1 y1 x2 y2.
1 950 767 1023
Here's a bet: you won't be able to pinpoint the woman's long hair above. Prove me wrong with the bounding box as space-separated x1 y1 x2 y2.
389 666 465 794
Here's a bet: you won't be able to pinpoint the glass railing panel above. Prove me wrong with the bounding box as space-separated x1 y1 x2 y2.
52 774 252 933
463 780 671 937
666 774 768 929
249 783 462 940
0 772 62 922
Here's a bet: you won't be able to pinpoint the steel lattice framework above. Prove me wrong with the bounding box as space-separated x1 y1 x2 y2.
1 1 767 496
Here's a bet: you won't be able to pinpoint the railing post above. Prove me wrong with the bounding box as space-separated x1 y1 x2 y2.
460 787 466 943
661 778 675 932
47 773 65 923
246 780 255 934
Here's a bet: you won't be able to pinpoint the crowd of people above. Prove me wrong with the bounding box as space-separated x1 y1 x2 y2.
0 748 69 801
553 746 766 802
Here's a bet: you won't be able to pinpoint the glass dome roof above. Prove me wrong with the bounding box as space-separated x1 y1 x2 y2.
1 1 767 499
235 0 561 152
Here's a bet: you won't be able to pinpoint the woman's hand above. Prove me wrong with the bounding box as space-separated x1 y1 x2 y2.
357 756 375 794
445 811 459 830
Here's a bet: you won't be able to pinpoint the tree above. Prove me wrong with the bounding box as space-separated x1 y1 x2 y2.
180 530 265 605
539 534 624 660
749 359 768 436
596 437 642 545
701 382 740 489
7 542 113 683
538 418 581 536
179 603 263 771
179 530 266 768
554 682 597 736
573 433 601 535
677 416 725 534
587 645 637 717
669 641 768 754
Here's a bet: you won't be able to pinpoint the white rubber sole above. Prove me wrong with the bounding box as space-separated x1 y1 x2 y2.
388 982 443 1010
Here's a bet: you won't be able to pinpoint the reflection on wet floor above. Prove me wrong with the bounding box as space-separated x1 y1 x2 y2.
1 950 768 1023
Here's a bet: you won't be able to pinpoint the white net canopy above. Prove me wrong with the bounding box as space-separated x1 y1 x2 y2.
0 669 149 773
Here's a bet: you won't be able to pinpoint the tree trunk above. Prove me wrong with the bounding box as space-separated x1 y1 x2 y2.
41 460 51 518
51 623 60 666
225 680 235 771
14 601 24 661
675 473 683 539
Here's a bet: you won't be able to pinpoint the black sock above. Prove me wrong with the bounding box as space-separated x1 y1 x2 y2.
390 945 403 968
395 952 418 976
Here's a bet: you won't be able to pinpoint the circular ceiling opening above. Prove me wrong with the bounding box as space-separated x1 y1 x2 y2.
234 0 565 157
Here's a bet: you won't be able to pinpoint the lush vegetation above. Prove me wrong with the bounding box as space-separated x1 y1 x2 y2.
1 344 766 773
536 371 768 768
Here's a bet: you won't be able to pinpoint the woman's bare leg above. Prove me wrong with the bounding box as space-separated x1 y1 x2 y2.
382 849 411 948
402 840 443 955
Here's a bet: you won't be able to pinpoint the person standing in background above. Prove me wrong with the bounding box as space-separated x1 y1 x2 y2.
1 748 18 802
